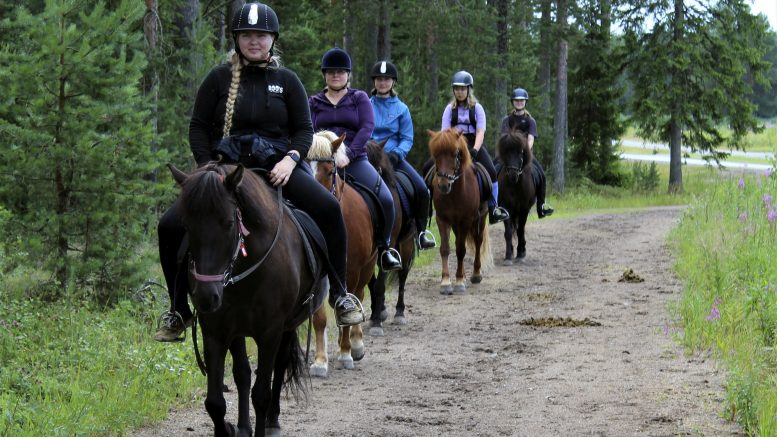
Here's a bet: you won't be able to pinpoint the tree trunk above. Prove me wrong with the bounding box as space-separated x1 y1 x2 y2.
144 0 159 182
538 0 553 118
178 0 201 105
343 0 353 54
378 0 391 60
668 0 684 193
552 0 568 193
493 0 509 147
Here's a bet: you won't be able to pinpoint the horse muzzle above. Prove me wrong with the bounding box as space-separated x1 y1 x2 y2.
437 182 453 194
192 281 224 313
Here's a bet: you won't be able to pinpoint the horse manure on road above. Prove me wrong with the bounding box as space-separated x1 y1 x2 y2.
519 316 602 327
618 268 645 283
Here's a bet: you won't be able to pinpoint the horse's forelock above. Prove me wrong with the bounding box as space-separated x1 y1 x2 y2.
497 131 532 168
180 167 233 220
366 140 396 187
430 129 471 168
308 130 340 161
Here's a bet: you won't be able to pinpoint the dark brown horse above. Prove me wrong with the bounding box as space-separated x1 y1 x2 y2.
365 139 417 336
427 128 492 294
306 131 376 377
169 163 326 437
496 129 536 265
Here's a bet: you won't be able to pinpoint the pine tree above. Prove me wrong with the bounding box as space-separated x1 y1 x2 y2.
0 0 162 302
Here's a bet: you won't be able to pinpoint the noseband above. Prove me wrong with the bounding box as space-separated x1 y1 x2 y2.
505 155 525 178
190 185 284 286
435 149 462 183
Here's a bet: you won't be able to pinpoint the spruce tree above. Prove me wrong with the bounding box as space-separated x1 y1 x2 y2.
0 0 161 302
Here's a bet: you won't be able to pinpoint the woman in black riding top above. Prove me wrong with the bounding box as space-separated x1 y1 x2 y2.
499 87 554 218
155 2 364 341
441 71 509 225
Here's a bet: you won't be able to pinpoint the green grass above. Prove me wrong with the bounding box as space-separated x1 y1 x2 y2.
623 122 777 153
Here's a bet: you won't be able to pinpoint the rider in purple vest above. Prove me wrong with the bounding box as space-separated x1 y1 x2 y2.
369 60 436 250
309 48 403 272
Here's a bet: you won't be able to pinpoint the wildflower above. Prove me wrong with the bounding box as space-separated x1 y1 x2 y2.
705 305 720 321
766 168 774 178
769 209 777 223
739 212 748 222
738 178 745 189
764 194 773 207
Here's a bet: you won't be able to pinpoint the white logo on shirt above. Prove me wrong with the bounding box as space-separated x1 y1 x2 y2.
268 84 284 94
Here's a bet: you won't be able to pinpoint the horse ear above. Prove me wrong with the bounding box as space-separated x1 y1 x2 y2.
167 164 188 186
379 138 388 148
426 129 436 138
225 165 244 192
331 134 346 154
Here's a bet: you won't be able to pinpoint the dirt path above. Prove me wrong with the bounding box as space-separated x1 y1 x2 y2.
133 206 741 436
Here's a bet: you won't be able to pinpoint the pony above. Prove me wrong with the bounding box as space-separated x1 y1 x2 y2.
427 128 492 294
305 131 376 377
168 163 327 437
496 129 537 264
365 139 417 336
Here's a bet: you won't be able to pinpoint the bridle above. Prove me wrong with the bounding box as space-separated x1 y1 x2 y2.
311 157 343 201
435 149 462 183
504 154 525 179
189 184 284 286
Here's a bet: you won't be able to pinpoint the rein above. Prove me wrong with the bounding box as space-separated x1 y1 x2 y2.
190 184 284 286
435 149 462 183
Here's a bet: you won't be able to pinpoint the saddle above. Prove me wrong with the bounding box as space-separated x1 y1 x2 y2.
393 169 416 234
343 173 386 245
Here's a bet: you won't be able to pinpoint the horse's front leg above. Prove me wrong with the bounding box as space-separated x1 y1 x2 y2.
310 305 329 378
337 325 354 369
368 271 387 337
202 334 233 437
252 335 282 437
437 217 453 295
517 208 529 259
471 216 486 284
453 226 468 294
503 216 515 264
229 338 252 436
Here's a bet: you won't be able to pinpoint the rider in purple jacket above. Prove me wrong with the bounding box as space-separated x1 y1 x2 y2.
309 48 402 272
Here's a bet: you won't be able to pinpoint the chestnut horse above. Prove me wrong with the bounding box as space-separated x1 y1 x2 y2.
365 139 417 336
428 128 492 294
496 129 537 265
306 131 377 377
169 163 326 437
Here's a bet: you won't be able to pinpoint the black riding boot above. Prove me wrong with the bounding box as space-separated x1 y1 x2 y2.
534 163 554 218
415 187 436 249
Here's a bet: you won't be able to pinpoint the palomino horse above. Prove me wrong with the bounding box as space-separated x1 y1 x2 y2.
496 129 537 265
365 139 417 336
427 128 491 294
306 131 376 377
169 163 326 437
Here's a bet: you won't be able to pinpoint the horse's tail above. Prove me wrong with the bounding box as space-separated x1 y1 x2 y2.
280 329 308 403
466 222 493 272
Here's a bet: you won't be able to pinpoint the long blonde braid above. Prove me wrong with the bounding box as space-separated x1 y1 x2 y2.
222 50 243 138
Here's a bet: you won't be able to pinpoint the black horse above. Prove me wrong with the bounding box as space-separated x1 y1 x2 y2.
365 139 417 336
169 163 326 437
496 130 537 265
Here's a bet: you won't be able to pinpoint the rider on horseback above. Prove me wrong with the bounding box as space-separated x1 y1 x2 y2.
368 60 436 250
442 71 510 225
499 88 554 218
154 3 364 342
309 48 403 272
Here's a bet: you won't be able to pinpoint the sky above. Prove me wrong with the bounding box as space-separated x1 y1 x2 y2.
751 0 777 30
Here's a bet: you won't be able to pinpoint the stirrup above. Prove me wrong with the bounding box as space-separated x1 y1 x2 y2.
380 247 402 271
154 311 188 343
418 229 437 250
335 292 366 327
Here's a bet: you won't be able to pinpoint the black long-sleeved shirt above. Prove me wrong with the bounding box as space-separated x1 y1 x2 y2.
188 62 313 166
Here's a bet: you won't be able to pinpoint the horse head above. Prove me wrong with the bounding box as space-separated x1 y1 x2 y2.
307 131 346 196
497 129 532 184
169 163 249 313
428 128 471 194
365 139 396 187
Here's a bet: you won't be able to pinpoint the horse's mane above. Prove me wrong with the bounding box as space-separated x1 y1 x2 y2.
497 130 532 169
365 140 397 187
429 128 472 168
307 130 347 162
179 163 276 230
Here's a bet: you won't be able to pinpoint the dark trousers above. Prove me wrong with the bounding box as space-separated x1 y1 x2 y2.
394 157 431 233
157 164 349 315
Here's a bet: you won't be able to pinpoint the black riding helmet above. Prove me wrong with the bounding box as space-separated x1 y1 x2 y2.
451 70 474 87
321 48 352 72
511 88 529 100
370 61 398 81
231 3 279 57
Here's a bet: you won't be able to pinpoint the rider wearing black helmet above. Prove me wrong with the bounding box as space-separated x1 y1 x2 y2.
155 4 365 342
441 70 510 225
500 87 554 218
309 48 404 272
369 60 436 250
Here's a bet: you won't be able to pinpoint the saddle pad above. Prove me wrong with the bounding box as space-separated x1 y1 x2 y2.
394 170 414 224
472 162 492 203
344 173 385 241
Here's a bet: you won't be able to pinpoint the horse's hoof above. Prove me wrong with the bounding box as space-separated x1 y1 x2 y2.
440 284 453 295
470 274 482 284
337 353 354 370
502 259 514 266
517 250 526 259
369 326 385 336
380 309 389 321
393 315 407 325
310 362 328 378
352 344 365 361
453 284 466 294
265 426 282 437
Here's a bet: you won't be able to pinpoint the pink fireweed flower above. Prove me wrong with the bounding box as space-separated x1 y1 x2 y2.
739 212 748 222
705 305 720 321
738 178 745 189
769 209 777 223
764 194 773 207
